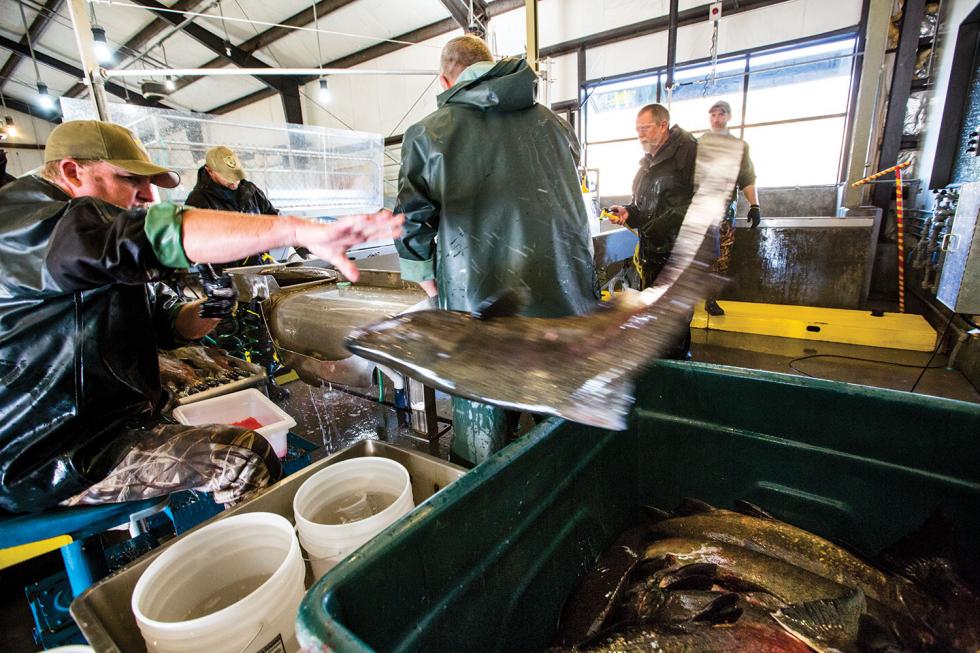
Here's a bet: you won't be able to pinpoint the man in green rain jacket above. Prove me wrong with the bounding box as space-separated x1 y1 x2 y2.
395 35 599 465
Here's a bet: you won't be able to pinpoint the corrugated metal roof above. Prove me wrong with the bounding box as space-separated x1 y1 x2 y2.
0 0 452 117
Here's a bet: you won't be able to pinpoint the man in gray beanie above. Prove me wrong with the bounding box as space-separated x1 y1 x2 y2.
704 99 761 316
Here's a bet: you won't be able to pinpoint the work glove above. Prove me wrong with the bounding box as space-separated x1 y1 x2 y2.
748 204 762 229
199 265 238 319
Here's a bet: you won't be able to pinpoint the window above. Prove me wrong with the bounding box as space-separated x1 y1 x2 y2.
583 36 857 196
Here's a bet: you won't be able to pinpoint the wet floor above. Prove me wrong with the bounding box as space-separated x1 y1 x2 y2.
692 329 980 403
279 378 457 462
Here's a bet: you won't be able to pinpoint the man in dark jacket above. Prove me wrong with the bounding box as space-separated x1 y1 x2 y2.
0 150 16 188
395 35 599 465
0 120 402 512
184 145 282 271
608 103 697 360
608 103 698 288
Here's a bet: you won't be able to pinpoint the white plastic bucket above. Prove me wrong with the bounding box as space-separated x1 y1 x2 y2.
131 512 304 653
293 457 414 579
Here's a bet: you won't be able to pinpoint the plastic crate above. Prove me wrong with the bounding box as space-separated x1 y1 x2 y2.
297 360 980 652
172 388 296 457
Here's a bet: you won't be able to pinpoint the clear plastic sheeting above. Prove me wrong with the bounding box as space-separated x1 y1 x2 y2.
60 98 384 216
904 91 927 136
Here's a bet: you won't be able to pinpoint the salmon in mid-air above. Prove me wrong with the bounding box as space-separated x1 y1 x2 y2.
346 134 744 430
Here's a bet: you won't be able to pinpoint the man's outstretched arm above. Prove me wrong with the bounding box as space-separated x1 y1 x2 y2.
180 208 403 282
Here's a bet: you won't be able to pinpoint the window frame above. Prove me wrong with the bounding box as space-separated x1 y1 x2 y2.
581 30 860 190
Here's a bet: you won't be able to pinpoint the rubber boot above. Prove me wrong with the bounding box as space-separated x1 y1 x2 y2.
449 397 509 466
704 297 725 316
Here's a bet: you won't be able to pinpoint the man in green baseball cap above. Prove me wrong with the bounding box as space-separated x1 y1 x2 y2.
0 120 402 513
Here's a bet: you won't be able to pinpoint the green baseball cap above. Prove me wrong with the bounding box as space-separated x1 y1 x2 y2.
44 120 180 188
205 145 246 182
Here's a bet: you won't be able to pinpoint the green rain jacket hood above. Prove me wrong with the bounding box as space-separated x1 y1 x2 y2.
395 58 598 318
436 57 537 111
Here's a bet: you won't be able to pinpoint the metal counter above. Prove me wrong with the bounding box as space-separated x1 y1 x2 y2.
71 440 466 652
346 222 641 273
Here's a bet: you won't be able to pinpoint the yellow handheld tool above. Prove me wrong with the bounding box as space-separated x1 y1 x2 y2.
599 208 644 286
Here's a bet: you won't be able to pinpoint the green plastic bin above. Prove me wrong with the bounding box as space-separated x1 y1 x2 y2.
297 361 980 652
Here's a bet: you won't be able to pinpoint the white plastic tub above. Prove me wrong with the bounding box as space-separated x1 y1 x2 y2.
172 388 296 458
293 458 414 579
131 512 304 653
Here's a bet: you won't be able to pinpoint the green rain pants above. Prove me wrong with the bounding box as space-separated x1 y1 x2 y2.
450 397 511 465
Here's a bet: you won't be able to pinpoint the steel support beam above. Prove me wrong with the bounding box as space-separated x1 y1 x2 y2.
208 0 528 115
0 93 59 124
0 141 46 149
841 0 892 207
165 0 357 96
525 0 538 70
838 0 870 186
129 0 286 93
279 83 304 125
63 0 205 99
66 0 110 120
666 0 678 103
0 34 164 108
929 6 980 188
0 0 63 94
871 0 926 210
130 0 317 119
439 0 488 36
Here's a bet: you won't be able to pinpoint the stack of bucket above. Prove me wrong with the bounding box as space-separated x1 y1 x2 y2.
130 458 413 652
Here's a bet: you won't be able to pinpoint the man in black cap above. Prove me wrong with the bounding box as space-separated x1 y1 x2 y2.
703 99 761 316
185 145 294 271
0 120 401 512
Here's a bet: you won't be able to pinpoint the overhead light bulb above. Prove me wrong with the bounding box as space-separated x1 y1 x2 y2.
36 82 54 111
318 77 331 103
91 26 112 64
4 116 16 138
164 76 176 92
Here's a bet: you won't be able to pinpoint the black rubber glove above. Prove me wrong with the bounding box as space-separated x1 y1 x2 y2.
748 204 761 228
199 266 238 319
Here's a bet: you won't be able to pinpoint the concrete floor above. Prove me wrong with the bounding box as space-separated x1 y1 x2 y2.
692 329 980 403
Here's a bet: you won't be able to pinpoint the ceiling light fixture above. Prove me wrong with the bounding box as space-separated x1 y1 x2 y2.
91 26 113 64
19 2 55 113
312 1 330 105
36 82 54 111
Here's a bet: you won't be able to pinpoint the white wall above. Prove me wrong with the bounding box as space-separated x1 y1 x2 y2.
219 93 287 125
300 30 459 136
1 107 55 176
